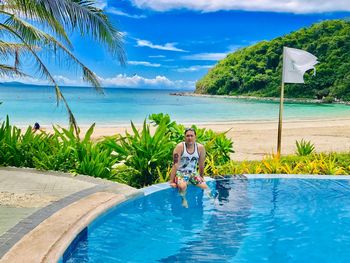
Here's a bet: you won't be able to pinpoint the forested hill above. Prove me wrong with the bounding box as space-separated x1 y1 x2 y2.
195 20 350 101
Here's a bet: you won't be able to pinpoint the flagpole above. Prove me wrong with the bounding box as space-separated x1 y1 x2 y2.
277 81 284 158
277 47 286 158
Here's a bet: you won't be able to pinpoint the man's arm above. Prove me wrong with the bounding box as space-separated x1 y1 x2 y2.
170 144 182 184
198 144 206 178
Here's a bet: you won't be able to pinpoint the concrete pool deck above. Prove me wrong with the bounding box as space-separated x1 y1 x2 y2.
0 167 142 263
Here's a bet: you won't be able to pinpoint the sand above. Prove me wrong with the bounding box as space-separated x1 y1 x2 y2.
84 117 350 162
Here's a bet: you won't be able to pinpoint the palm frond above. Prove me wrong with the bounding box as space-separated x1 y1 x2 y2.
3 14 58 47
1 17 102 92
45 0 126 64
0 2 72 48
0 41 29 61
1 0 126 65
0 63 26 76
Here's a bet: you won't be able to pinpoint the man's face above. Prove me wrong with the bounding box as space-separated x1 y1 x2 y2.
185 131 196 145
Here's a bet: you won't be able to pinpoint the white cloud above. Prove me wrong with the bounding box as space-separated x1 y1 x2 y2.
128 61 161 67
227 45 242 52
136 39 187 52
100 74 173 87
2 74 194 90
106 7 146 18
177 65 214 72
182 52 227 61
182 45 242 61
149 55 166 58
99 74 194 89
53 76 85 86
130 0 350 14
93 0 108 9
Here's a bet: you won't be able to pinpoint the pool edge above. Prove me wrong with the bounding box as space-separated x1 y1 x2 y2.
0 191 143 263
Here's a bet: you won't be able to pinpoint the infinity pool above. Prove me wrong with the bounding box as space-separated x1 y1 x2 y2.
61 178 350 262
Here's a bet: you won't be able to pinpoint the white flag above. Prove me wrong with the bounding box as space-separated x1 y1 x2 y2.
282 47 318 83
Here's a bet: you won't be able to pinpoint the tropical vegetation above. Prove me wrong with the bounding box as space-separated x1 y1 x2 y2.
1 114 349 188
196 19 350 101
0 0 125 132
295 139 315 156
207 153 350 176
0 114 234 188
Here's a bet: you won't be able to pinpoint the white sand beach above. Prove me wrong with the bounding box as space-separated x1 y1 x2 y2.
87 117 350 161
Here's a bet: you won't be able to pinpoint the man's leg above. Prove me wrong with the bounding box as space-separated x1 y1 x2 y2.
177 180 188 208
195 182 208 190
190 175 208 190
195 181 215 199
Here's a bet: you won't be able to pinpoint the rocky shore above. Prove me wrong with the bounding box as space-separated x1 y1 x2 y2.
170 92 350 105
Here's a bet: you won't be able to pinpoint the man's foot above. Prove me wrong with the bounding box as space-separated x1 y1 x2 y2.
182 198 189 208
179 188 188 208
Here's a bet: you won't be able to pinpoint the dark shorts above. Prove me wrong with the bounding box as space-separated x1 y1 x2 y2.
175 172 204 185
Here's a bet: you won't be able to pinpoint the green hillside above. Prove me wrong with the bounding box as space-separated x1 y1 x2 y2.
196 19 350 101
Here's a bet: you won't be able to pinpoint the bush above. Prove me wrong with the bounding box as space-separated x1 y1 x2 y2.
0 114 235 188
0 117 115 179
296 139 315 156
211 153 350 176
103 118 175 187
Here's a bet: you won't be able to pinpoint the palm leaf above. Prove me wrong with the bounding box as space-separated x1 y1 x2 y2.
0 63 26 76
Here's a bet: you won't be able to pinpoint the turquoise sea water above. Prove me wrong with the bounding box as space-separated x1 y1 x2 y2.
1 84 350 126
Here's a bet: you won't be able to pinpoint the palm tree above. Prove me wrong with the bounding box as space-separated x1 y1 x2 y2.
0 0 126 134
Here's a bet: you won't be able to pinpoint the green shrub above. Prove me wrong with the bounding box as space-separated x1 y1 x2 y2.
109 164 142 188
296 139 315 156
103 118 175 187
214 153 350 176
0 116 47 167
0 118 115 179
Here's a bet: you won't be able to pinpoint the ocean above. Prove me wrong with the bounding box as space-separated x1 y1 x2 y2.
1 84 350 127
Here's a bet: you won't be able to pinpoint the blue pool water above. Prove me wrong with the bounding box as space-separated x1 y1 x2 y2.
61 178 350 263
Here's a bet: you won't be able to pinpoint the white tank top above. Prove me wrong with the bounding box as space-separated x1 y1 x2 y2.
178 142 200 174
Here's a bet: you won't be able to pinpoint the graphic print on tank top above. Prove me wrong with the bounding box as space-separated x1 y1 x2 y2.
178 142 199 174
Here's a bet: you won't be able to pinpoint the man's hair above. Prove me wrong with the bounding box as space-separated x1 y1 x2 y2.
34 122 40 130
184 127 196 135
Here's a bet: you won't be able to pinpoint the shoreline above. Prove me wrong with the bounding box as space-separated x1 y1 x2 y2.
170 92 350 105
12 115 350 129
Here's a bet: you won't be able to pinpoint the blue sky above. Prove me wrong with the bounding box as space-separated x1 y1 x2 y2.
8 0 350 90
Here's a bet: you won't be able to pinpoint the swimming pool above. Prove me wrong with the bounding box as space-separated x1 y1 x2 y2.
60 178 350 262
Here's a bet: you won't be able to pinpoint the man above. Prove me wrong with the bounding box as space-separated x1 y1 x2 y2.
170 127 208 208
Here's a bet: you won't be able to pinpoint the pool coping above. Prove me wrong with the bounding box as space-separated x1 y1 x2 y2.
0 167 142 263
141 174 350 197
243 174 350 179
